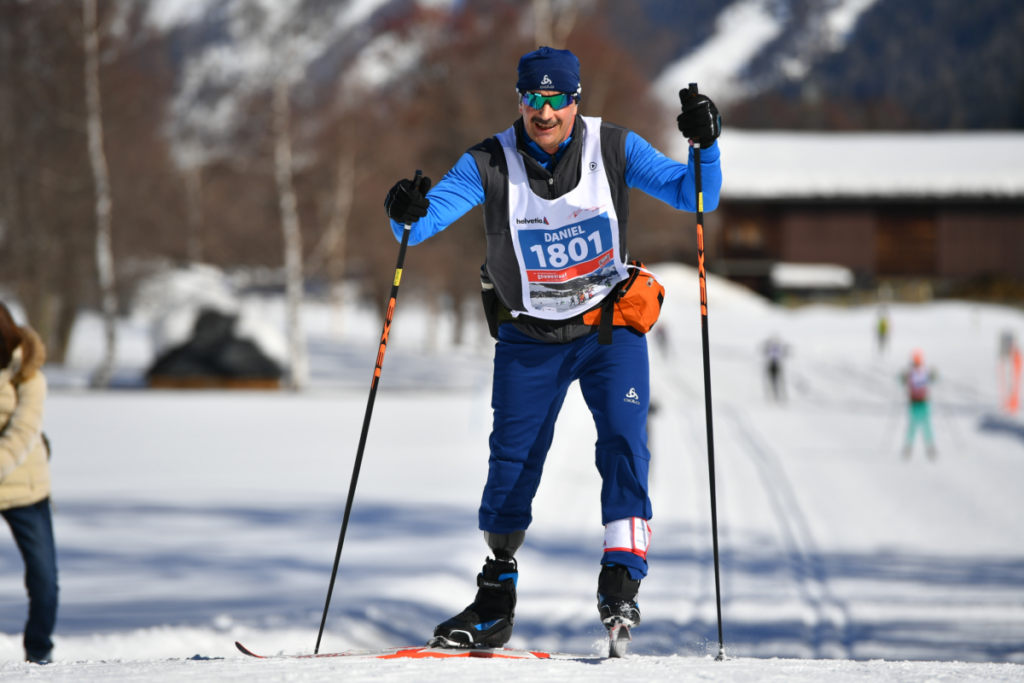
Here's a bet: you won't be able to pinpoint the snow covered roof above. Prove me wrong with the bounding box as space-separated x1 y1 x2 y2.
688 130 1024 200
770 262 855 289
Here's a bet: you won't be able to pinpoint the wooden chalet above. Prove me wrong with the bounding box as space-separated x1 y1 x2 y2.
689 131 1024 297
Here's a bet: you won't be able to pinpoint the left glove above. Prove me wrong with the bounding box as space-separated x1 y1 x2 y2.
384 175 433 224
677 89 721 147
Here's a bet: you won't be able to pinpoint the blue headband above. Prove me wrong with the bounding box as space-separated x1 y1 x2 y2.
516 46 581 95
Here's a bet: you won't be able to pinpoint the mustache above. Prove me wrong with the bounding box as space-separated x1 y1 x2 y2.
531 116 557 127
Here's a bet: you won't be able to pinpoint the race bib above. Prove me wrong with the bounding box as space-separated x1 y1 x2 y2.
516 213 620 313
498 117 629 320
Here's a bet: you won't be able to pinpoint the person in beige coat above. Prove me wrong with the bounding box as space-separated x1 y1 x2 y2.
0 302 57 663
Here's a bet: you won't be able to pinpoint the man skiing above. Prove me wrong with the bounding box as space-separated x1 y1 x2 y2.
382 46 722 648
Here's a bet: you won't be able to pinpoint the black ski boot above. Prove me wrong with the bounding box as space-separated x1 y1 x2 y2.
431 556 517 648
597 563 642 628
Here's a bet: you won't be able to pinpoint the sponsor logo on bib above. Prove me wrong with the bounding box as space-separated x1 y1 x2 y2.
516 217 549 225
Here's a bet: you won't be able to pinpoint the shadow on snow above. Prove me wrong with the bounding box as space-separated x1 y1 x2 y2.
978 413 1024 447
1 503 1022 662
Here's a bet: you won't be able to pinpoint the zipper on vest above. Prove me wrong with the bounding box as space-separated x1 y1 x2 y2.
547 176 554 199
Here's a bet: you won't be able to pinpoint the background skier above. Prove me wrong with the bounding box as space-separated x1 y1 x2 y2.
998 331 1021 414
901 349 938 460
877 305 890 355
763 335 788 402
381 46 722 648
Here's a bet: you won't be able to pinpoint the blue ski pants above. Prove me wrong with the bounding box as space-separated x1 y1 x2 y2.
3 498 58 660
479 324 653 577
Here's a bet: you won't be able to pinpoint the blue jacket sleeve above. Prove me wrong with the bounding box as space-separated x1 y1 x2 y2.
623 132 721 212
389 152 485 245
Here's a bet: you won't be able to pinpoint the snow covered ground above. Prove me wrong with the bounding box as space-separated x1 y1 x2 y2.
2 264 1023 681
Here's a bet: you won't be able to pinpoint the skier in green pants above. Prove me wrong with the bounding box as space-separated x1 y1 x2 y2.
901 349 937 460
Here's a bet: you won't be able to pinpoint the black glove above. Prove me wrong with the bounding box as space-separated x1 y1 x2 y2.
384 174 432 223
678 89 721 147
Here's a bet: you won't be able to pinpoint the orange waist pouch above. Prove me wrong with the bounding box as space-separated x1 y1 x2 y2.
582 262 665 344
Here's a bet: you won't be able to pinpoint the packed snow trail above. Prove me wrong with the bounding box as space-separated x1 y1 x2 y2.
1 651 1020 682
2 265 1024 670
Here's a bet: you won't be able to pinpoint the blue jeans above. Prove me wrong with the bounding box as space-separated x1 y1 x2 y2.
481 325 652 577
3 498 58 660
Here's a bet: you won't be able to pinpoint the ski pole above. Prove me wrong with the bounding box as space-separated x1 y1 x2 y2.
314 170 423 654
686 83 726 661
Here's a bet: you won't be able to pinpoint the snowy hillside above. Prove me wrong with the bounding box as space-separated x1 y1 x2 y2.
151 0 455 168
1 265 1023 681
652 0 881 109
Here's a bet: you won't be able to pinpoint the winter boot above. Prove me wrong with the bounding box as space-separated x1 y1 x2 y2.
431 556 517 648
597 564 641 628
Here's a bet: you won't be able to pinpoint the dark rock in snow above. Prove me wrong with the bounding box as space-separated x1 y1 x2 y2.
147 309 282 389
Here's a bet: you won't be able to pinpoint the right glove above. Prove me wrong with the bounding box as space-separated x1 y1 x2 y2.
384 175 432 224
677 89 721 147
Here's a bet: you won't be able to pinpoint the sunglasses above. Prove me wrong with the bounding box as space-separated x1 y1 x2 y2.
519 91 578 111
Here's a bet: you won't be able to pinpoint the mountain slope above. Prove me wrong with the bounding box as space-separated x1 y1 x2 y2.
640 0 1024 130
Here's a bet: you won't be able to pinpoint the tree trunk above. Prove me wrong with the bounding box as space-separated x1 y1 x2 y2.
533 0 578 50
533 0 552 48
306 148 354 337
273 74 307 390
451 292 465 348
0 19 19 283
582 49 614 118
52 293 77 365
425 294 439 355
185 165 204 263
83 0 118 388
552 0 579 49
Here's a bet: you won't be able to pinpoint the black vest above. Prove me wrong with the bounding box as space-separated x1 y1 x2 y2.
468 116 632 342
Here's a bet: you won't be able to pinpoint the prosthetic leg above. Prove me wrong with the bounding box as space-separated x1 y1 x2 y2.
430 531 525 648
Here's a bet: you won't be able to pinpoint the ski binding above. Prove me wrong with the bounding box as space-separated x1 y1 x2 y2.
606 617 633 658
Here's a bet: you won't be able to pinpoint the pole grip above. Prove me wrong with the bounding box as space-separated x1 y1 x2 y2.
688 83 701 149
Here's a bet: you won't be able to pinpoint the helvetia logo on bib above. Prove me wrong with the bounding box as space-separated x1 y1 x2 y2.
541 75 553 87
624 388 641 405
516 217 549 225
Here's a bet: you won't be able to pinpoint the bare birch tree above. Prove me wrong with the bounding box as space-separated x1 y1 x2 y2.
0 20 17 271
83 0 118 388
184 165 204 263
533 0 553 48
273 72 308 389
533 0 580 49
306 147 355 337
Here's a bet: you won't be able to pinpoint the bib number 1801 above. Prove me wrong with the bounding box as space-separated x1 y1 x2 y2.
529 232 603 268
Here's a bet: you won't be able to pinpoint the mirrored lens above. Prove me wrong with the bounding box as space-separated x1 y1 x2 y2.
521 92 574 111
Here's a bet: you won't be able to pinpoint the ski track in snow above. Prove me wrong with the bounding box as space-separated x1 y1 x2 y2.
729 406 855 659
1 264 1024 680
